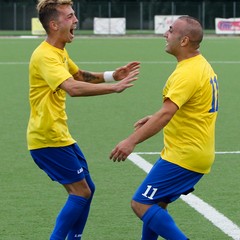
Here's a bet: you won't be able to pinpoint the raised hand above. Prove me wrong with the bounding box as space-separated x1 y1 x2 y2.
113 61 140 81
114 69 139 93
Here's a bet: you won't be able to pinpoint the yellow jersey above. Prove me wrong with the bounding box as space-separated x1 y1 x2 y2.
27 41 79 150
161 54 218 174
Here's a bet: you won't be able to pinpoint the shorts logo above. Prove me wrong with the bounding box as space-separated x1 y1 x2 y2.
77 168 83 174
74 233 82 237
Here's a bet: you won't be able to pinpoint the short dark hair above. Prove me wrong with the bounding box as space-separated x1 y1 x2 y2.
178 16 203 49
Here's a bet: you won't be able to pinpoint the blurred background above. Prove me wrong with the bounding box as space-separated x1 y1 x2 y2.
0 0 239 32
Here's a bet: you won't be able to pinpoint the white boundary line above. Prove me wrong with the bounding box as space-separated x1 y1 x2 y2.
128 152 240 240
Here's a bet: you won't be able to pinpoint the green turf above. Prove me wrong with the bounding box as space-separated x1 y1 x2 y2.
0 36 239 239
0 29 216 37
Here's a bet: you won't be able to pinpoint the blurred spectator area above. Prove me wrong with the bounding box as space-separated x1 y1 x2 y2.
0 1 239 31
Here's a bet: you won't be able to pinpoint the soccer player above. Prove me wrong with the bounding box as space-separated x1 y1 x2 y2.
110 16 219 240
27 0 140 239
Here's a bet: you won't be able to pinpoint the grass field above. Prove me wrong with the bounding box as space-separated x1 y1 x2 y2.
0 35 240 239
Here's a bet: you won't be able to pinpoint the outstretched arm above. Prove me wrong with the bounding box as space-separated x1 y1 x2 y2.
59 69 139 97
73 61 140 83
109 98 179 162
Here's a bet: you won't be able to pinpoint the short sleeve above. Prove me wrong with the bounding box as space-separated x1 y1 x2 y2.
68 57 79 76
164 72 198 108
38 55 73 91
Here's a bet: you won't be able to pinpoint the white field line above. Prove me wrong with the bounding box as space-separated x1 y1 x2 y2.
128 152 240 240
1 61 240 65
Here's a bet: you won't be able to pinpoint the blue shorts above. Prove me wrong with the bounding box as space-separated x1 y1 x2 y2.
132 158 203 204
30 143 89 184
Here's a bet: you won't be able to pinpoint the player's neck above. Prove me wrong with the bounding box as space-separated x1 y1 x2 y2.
46 36 66 50
176 50 200 62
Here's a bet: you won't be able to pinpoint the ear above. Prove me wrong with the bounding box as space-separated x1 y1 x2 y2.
49 20 59 31
180 36 189 47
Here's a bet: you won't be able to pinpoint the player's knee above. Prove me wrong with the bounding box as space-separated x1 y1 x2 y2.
81 187 92 199
88 178 96 196
131 200 141 218
131 200 153 219
72 187 92 199
131 199 136 211
64 180 92 199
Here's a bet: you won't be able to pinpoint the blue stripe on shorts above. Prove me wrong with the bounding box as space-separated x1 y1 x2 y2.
30 143 89 184
132 157 203 204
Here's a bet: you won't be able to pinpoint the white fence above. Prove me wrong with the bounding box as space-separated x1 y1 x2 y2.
94 18 126 35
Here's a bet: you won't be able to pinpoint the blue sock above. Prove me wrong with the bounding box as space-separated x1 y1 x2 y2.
141 204 188 240
141 221 158 240
50 194 88 240
67 175 95 240
67 199 91 240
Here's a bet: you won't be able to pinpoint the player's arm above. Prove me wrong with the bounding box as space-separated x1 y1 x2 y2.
109 98 179 162
130 98 179 143
73 61 140 84
59 69 139 97
73 70 104 83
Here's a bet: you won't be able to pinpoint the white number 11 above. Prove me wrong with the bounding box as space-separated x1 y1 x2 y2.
142 185 158 200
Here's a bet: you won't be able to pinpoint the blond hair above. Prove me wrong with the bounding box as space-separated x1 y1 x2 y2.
37 0 73 33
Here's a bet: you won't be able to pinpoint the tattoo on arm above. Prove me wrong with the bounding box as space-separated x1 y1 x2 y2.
83 71 101 82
